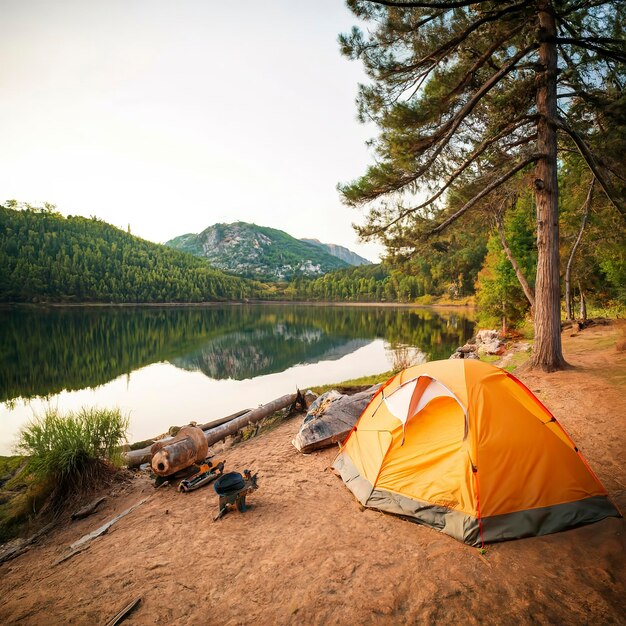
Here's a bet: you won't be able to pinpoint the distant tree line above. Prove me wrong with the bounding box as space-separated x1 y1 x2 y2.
1 199 622 320
0 203 260 303
286 221 489 303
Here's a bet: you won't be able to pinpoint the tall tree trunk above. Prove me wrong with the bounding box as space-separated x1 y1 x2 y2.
531 0 567 371
495 210 535 311
565 179 594 321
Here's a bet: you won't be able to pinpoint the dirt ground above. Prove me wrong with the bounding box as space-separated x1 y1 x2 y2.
1 323 625 625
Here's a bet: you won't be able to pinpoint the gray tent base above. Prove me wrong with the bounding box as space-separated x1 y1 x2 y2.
333 452 621 547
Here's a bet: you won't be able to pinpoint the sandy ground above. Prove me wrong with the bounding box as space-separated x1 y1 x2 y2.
1 323 625 625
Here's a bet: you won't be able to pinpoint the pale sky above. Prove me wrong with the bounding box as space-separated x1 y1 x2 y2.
0 0 383 261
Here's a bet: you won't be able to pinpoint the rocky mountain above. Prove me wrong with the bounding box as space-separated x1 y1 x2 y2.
165 222 354 282
300 238 371 266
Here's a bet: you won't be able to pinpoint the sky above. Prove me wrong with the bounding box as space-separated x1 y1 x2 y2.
0 0 384 261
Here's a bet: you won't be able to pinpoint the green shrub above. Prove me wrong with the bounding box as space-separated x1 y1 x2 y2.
17 407 129 484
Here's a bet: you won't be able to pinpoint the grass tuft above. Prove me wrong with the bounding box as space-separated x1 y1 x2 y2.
17 407 129 488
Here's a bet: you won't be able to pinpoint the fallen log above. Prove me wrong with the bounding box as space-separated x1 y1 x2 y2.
123 410 252 468
0 521 55 566
55 496 150 565
204 392 299 448
122 394 303 468
199 408 251 431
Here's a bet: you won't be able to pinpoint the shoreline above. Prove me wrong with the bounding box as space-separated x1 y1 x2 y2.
0 299 476 310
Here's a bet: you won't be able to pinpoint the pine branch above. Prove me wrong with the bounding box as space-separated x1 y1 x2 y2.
387 1 531 78
555 117 626 220
342 45 535 206
436 23 526 109
428 153 541 234
555 38 626 63
363 116 537 235
398 45 536 191
556 0 616 19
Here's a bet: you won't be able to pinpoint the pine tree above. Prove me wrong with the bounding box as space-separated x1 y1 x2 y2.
339 0 626 371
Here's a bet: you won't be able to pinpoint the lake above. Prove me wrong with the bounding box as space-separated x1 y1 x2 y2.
0 304 475 454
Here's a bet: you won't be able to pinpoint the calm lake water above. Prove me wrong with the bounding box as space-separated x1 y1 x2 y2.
0 304 475 454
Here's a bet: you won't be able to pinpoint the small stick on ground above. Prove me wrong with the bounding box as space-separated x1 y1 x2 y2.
105 595 142 626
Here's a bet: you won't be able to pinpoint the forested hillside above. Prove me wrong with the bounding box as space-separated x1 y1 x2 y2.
288 221 489 303
0 204 260 303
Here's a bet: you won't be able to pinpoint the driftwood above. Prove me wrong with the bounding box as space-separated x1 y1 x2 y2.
123 409 253 468
204 392 299 447
199 409 251 431
105 595 142 626
0 521 55 566
55 496 150 566
69 497 149 550
292 386 380 454
71 496 107 521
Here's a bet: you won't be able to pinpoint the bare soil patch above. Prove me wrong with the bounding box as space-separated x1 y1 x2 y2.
1 323 624 625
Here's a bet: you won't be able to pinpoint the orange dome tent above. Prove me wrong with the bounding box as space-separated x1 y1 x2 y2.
333 359 620 546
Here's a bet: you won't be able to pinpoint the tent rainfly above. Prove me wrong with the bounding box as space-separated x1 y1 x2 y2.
333 359 620 546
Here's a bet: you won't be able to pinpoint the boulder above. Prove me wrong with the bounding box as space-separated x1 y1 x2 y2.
449 343 479 359
477 339 505 355
292 385 381 453
475 329 499 344
475 329 505 355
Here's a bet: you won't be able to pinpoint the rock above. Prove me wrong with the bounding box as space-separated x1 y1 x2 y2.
476 329 499 344
477 339 505 355
292 386 381 453
458 344 476 354
451 329 505 358
449 344 479 359
475 329 505 355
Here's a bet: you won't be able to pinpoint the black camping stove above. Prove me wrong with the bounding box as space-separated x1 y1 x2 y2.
213 470 258 521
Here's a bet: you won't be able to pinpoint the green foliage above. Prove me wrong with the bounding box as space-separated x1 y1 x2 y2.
166 222 349 281
0 204 262 303
558 157 626 311
475 198 536 327
286 234 487 304
0 456 50 544
597 244 626 302
339 2 624 236
17 407 129 483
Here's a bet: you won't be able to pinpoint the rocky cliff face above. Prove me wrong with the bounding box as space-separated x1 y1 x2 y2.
165 222 351 281
300 239 371 267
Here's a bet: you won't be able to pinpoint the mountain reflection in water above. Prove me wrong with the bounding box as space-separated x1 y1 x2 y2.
0 304 475 402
